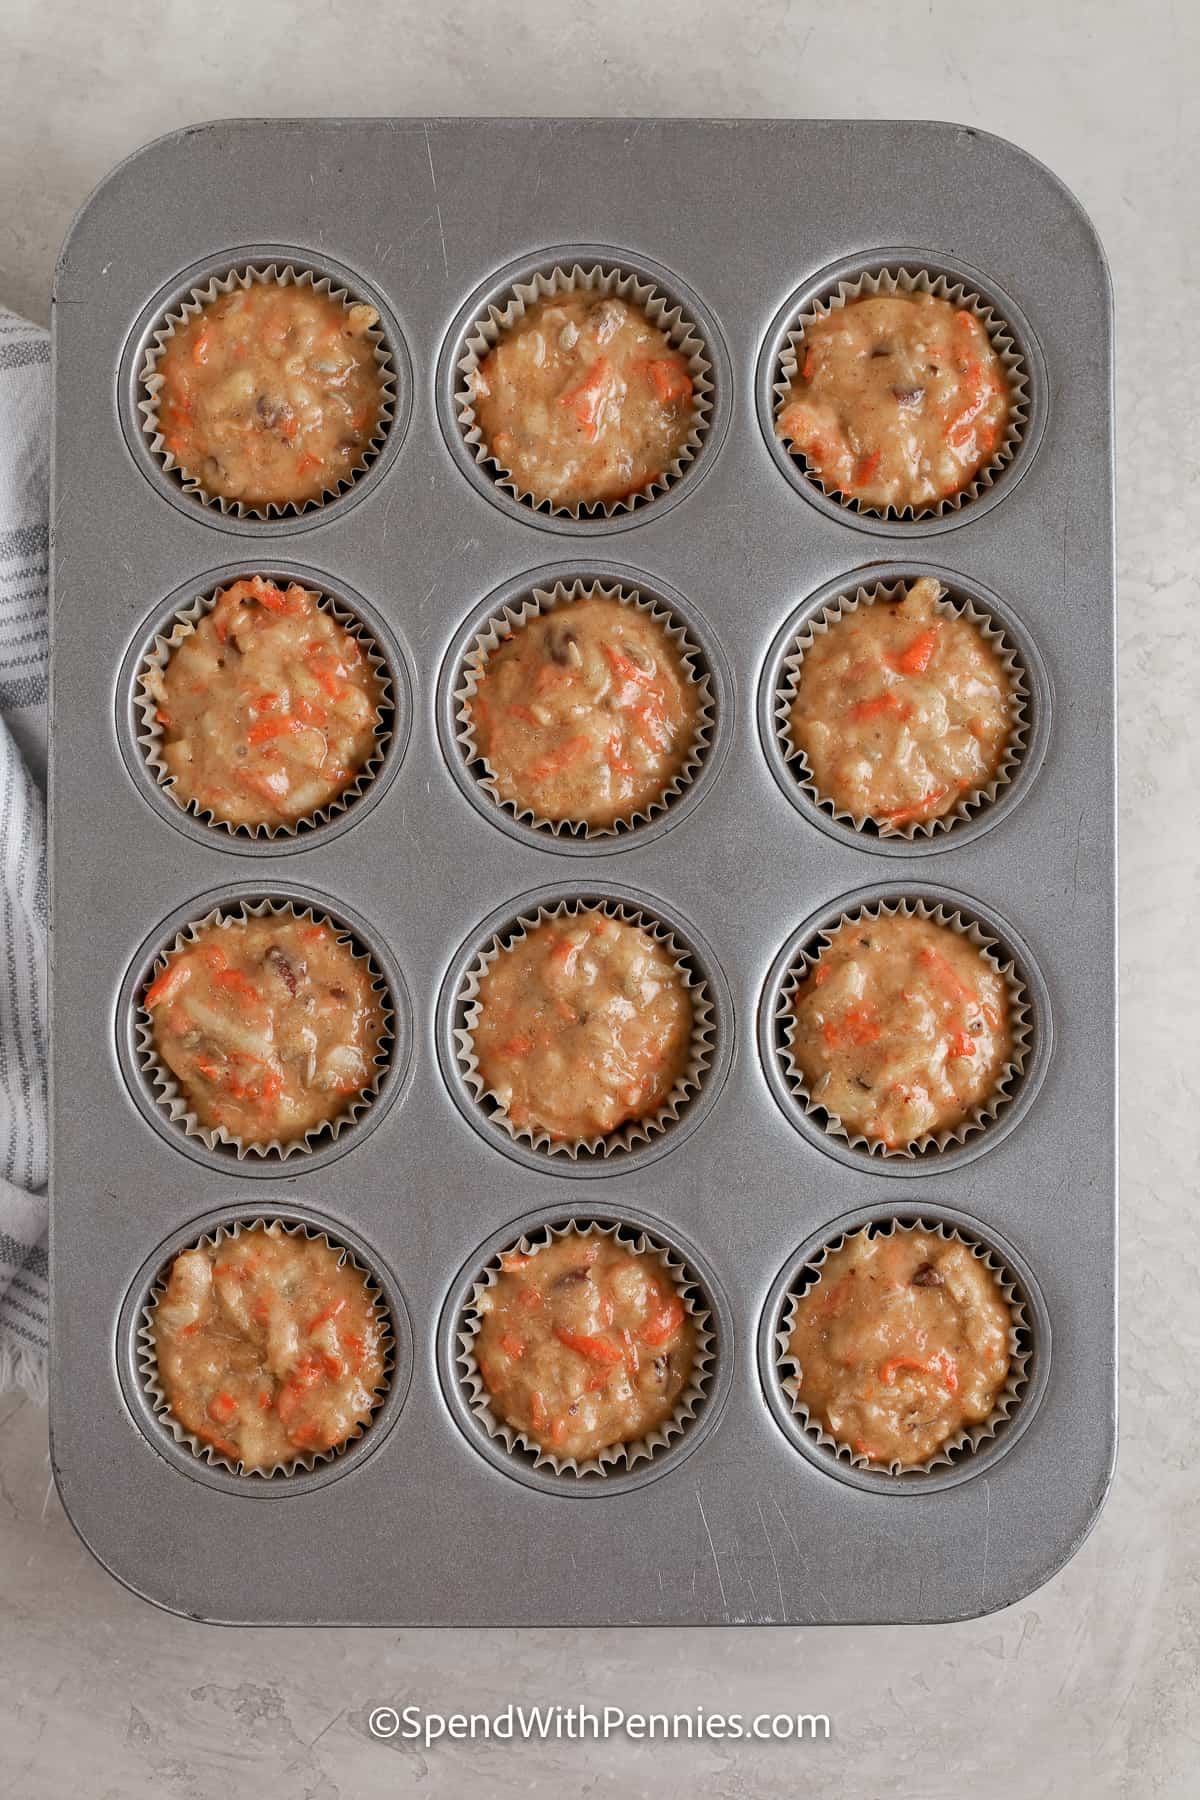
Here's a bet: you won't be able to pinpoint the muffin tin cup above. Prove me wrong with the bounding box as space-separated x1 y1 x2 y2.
756 248 1048 535
758 563 1052 855
118 1205 414 1498
119 244 414 536
758 1205 1051 1495
137 259 397 520
445 569 723 849
760 884 1052 1174
117 887 411 1174
129 572 401 845
438 884 734 1176
448 1216 720 1490
437 244 731 534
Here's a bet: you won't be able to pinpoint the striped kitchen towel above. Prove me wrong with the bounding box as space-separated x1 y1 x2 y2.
0 307 50 1402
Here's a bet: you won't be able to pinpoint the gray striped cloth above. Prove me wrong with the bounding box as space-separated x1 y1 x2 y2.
0 307 49 1402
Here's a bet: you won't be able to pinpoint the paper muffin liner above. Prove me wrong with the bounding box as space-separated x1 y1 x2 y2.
138 1217 394 1479
134 580 394 840
775 1216 1033 1478
134 898 393 1160
453 578 715 839
777 896 1032 1159
775 577 1030 841
773 265 1030 521
454 896 715 1160
456 1218 716 1478
137 262 397 519
454 262 713 518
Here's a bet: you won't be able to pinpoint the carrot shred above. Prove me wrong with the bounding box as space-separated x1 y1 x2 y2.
558 357 615 439
847 692 909 723
918 945 978 1007
878 786 948 825
639 356 692 406
144 962 190 1009
527 735 589 781
889 625 941 676
247 715 305 746
555 1326 622 1365
602 644 656 688
639 1294 684 1347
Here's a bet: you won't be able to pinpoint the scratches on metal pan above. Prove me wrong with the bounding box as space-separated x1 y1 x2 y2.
422 124 450 283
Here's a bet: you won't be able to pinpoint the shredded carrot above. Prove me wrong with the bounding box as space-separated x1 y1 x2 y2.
554 1326 622 1365
639 1294 684 1347
144 962 190 1009
878 786 947 825
253 583 292 613
639 356 692 406
558 357 614 439
918 945 978 1007
602 643 656 688
605 733 636 777
207 1390 238 1424
949 1031 978 1058
247 715 305 746
890 625 941 676
499 1331 526 1359
847 692 909 723
527 735 589 781
307 1296 347 1333
879 1356 930 1385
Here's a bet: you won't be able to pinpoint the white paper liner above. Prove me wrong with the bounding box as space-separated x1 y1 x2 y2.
777 897 1032 1159
454 262 713 518
134 580 394 839
775 1217 1033 1478
453 578 715 838
456 1219 716 1478
773 265 1030 520
138 262 397 519
775 577 1030 840
454 897 715 1160
139 1217 394 1479
135 898 393 1160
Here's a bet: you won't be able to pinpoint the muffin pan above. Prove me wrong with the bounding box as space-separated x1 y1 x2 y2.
50 118 1115 1624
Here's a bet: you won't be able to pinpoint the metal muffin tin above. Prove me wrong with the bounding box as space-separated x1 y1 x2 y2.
49 118 1115 1625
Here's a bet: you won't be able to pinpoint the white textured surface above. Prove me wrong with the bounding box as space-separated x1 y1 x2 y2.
2 2 1197 1795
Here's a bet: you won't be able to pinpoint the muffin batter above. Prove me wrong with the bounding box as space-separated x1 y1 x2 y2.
151 1223 387 1467
465 594 700 828
790 912 1012 1149
787 577 1013 830
473 1230 696 1459
144 914 386 1146
787 1227 1013 1466
470 292 695 507
471 911 693 1143
145 576 385 829
776 292 1010 511
154 280 385 507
